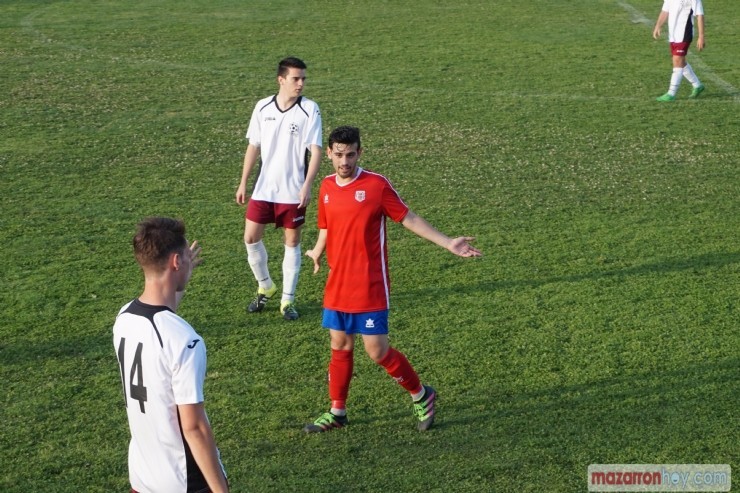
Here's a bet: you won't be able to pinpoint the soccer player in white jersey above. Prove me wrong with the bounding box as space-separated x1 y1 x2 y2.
652 0 706 101
113 217 229 493
235 57 323 320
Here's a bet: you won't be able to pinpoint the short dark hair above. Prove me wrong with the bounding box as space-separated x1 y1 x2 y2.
328 126 361 150
277 57 307 77
133 217 187 271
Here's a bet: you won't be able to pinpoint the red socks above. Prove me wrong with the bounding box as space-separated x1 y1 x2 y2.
329 349 354 410
378 347 422 394
329 347 423 410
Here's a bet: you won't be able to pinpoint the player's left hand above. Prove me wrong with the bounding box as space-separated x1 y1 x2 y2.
189 240 203 269
448 237 482 258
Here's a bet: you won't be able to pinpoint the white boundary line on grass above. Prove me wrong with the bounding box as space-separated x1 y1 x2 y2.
20 6 228 75
617 0 653 25
617 1 740 102
21 2 739 103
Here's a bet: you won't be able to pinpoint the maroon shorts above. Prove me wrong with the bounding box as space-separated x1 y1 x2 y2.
133 489 212 493
670 42 690 56
245 199 306 229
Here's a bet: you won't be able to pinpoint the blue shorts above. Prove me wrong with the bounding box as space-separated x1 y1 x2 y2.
322 309 389 335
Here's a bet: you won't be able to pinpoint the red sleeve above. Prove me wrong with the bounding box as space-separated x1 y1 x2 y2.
317 180 327 229
381 177 409 223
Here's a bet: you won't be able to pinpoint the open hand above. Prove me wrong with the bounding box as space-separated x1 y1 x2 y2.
448 237 482 258
189 240 203 269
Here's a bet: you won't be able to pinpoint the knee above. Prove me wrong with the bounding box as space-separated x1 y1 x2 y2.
366 346 389 364
244 231 261 245
330 337 354 352
284 228 302 248
244 220 265 245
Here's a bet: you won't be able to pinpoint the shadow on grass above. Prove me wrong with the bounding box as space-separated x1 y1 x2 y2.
0 298 326 366
0 331 111 367
234 358 738 492
452 355 738 419
440 356 738 457
405 251 740 297
265 358 738 437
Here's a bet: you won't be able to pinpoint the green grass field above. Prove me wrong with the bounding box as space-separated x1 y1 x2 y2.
1 0 738 491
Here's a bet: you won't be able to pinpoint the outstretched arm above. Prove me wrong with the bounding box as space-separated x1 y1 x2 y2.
305 228 328 273
401 211 482 257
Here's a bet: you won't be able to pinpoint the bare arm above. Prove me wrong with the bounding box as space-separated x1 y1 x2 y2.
179 403 229 493
236 144 260 205
305 228 327 273
175 241 203 309
695 14 705 50
653 10 668 39
299 144 323 208
401 211 482 257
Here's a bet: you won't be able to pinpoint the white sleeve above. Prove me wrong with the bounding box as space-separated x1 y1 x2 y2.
245 103 262 146
304 102 322 149
693 0 704 16
172 336 207 405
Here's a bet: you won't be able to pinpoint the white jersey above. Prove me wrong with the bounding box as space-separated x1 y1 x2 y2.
113 299 222 493
246 95 322 203
661 0 704 43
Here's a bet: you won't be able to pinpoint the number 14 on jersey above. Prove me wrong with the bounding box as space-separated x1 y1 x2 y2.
116 338 148 413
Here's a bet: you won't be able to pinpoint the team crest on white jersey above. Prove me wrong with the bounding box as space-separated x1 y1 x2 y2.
355 191 366 202
289 123 299 135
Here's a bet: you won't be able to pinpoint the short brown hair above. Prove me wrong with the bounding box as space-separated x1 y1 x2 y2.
133 217 187 271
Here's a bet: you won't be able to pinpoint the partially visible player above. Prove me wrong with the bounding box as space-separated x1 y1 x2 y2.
235 56 323 320
652 0 705 101
303 126 482 433
113 217 229 493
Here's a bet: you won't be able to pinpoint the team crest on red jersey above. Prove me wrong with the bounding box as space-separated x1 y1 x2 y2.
355 191 366 202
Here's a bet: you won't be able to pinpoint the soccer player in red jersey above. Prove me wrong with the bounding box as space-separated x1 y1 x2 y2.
303 126 482 432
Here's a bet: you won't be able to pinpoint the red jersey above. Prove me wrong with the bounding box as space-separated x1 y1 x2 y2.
317 168 409 313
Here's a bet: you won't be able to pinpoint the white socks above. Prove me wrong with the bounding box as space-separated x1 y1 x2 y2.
282 244 301 303
411 387 426 402
668 67 684 96
682 63 701 87
246 241 272 289
246 241 302 301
